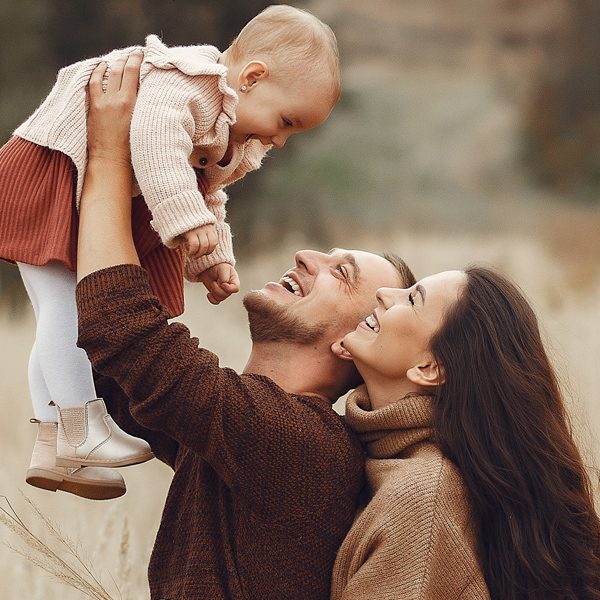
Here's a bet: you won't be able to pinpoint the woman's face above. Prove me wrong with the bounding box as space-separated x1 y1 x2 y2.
343 270 466 384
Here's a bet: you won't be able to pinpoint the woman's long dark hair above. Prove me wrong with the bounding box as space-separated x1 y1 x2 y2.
429 266 600 599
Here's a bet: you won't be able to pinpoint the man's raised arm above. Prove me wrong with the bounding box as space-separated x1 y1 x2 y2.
77 52 142 282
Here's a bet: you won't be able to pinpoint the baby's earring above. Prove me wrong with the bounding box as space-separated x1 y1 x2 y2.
239 81 256 93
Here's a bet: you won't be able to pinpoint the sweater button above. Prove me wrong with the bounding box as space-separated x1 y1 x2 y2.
199 157 208 166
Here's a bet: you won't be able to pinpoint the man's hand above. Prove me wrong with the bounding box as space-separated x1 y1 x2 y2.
78 51 143 281
176 223 219 259
87 51 143 167
198 263 240 305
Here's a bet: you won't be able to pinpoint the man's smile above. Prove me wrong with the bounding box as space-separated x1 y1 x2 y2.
279 272 305 297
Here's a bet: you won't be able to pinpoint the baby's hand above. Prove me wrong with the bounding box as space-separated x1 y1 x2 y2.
199 263 240 305
177 224 218 259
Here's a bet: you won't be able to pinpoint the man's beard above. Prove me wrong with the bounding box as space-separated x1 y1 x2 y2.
243 291 329 345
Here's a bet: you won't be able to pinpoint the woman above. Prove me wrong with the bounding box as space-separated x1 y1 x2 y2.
331 269 600 599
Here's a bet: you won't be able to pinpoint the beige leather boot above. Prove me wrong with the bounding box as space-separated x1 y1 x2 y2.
26 420 126 500
55 398 154 468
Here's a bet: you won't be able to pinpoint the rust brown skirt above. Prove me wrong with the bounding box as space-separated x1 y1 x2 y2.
0 136 184 317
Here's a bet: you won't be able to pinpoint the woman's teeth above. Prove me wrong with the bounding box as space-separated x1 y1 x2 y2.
365 314 379 332
280 275 303 296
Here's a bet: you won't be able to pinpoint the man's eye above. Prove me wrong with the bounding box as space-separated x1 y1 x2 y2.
336 264 347 278
282 118 293 127
408 292 415 305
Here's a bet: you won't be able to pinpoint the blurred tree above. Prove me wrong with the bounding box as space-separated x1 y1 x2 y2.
523 0 600 195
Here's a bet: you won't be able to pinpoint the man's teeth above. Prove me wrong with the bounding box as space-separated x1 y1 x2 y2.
365 314 379 332
281 275 303 297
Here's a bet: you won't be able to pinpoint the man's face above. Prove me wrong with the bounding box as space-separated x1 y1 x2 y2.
243 249 405 345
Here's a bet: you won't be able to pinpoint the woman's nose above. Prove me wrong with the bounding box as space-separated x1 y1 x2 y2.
376 287 397 309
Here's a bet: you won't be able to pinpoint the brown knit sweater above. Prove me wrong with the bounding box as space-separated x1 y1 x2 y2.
75 264 365 600
331 387 489 600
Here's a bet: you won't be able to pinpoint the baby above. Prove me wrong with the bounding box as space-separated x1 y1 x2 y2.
0 5 340 499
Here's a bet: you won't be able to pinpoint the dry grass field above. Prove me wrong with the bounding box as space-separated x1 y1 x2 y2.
0 223 599 599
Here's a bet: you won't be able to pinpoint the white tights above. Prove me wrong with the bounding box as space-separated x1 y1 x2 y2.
17 261 97 422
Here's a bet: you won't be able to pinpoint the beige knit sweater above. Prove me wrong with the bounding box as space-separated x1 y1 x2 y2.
331 387 489 600
14 35 269 276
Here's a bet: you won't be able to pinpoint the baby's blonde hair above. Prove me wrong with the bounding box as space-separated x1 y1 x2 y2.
227 4 340 104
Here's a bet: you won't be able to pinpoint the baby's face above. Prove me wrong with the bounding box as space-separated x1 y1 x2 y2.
230 75 335 148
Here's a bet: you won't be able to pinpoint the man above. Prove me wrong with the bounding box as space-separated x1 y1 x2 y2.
77 54 415 600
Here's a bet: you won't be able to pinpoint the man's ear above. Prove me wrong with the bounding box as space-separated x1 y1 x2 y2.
331 339 354 362
238 60 268 90
406 358 445 388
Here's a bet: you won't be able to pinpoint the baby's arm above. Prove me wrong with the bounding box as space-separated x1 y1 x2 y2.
198 263 240 305
182 188 239 302
130 68 219 248
183 188 235 267
179 223 219 259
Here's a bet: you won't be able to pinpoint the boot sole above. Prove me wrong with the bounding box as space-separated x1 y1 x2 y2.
26 468 126 501
55 451 155 469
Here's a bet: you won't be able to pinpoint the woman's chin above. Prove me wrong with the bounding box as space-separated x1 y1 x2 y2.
342 334 372 366
342 331 358 352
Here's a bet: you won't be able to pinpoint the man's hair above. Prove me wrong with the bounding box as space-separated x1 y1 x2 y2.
381 252 416 288
227 4 340 104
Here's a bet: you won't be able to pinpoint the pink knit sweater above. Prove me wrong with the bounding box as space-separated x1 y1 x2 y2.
331 387 490 600
14 35 269 276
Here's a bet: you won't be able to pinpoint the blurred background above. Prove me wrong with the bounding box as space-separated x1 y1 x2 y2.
1 1 599 597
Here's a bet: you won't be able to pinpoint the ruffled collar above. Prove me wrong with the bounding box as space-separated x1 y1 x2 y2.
142 34 238 136
345 386 434 459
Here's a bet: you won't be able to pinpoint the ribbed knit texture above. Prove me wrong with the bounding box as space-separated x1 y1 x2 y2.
0 135 77 266
76 264 365 600
331 386 489 600
0 137 185 317
13 34 270 275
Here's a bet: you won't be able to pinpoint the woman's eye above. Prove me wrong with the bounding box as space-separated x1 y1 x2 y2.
408 292 415 306
336 264 347 279
282 118 293 127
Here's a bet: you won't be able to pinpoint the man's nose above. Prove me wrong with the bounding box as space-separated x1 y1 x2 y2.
295 249 327 274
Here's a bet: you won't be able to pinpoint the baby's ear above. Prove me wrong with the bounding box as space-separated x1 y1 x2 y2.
406 358 444 388
239 60 268 88
331 339 353 362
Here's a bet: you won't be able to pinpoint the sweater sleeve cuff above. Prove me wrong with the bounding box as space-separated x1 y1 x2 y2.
183 223 235 281
76 264 155 315
150 189 217 247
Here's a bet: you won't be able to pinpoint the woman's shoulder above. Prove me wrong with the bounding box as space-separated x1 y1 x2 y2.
369 445 469 515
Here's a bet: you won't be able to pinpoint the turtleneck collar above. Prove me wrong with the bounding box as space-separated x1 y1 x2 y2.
345 385 434 459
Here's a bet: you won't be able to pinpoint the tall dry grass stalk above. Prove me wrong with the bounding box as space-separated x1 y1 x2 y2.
116 517 132 599
0 493 120 600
